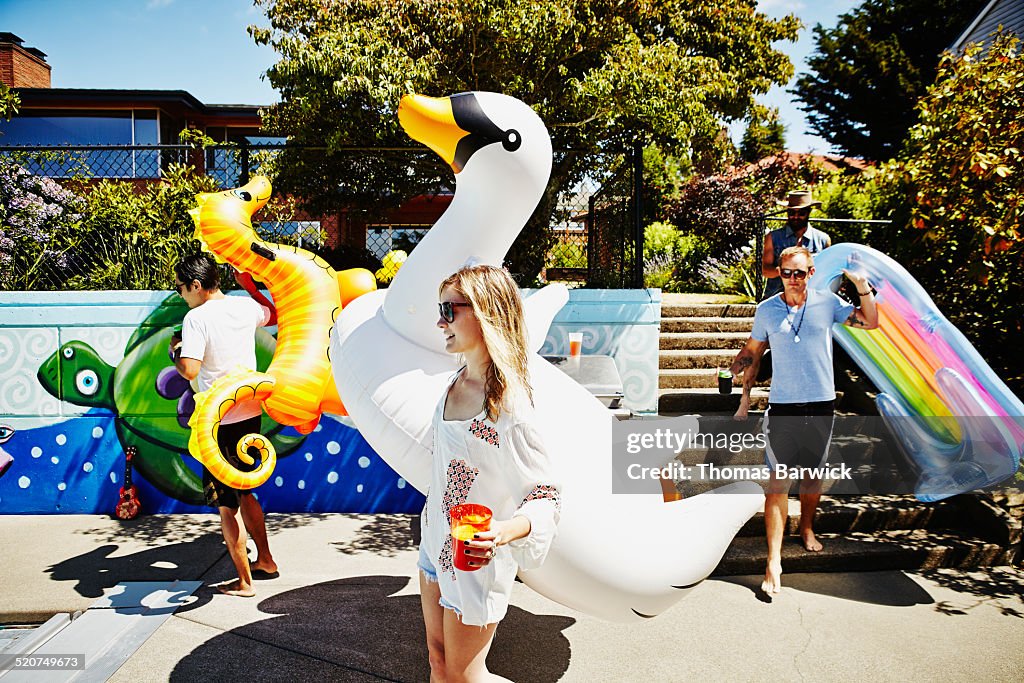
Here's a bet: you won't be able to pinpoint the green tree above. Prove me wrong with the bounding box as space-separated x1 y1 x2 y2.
874 32 1024 389
793 0 986 161
249 0 799 281
739 105 786 163
0 82 20 122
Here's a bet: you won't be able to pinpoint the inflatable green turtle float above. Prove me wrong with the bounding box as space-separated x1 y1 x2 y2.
37 294 305 505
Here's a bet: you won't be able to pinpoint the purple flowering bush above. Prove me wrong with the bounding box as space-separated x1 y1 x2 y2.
0 155 84 289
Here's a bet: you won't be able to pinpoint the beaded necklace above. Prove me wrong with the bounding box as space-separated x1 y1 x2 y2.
783 290 809 344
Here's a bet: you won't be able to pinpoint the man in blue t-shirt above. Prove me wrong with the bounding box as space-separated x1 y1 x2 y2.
729 245 877 596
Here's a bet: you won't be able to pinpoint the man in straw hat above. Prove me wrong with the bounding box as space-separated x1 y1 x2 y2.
761 190 832 299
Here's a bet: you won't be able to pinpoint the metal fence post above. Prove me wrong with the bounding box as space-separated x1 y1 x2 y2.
239 140 250 186
632 142 644 288
586 194 596 287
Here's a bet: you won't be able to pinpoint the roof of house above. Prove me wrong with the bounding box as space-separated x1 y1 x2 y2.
722 151 871 180
13 87 265 114
951 0 1024 52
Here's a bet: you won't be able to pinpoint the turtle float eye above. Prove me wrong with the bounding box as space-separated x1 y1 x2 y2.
233 190 252 202
62 347 74 359
75 369 99 396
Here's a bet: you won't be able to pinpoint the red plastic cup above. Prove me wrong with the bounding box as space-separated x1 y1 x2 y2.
450 503 492 572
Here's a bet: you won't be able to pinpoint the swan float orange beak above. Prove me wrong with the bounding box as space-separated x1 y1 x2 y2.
398 92 522 173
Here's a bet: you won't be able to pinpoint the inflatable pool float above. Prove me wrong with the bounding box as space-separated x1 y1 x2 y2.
331 91 763 621
811 243 1023 500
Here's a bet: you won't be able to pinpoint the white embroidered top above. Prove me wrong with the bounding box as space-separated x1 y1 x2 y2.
419 369 561 626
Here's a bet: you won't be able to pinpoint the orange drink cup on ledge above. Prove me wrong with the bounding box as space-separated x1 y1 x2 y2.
568 332 583 358
450 503 492 572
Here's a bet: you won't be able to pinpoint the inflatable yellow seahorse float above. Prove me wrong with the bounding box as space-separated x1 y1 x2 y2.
187 176 376 489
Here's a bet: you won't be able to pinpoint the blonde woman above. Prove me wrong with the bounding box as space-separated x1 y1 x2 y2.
418 265 561 682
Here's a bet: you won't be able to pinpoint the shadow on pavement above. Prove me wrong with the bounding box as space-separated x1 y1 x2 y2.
170 575 575 682
331 515 417 558
915 567 1024 618
46 535 224 612
74 512 334 545
718 570 934 607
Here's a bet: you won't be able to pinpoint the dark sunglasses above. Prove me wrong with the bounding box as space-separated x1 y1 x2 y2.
173 282 186 294
438 301 472 323
780 268 808 280
787 209 810 217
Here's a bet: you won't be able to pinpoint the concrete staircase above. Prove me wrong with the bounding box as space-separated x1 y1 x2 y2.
666 429 1020 575
714 494 1017 576
658 300 770 414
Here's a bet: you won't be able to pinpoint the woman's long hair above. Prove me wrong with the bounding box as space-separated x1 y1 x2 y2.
439 265 532 421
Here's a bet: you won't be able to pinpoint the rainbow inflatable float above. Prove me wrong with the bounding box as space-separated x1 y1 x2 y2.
810 243 1023 500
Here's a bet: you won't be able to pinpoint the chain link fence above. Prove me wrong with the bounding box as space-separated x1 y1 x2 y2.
1 143 643 291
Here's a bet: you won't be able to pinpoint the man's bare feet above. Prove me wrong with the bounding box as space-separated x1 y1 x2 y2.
733 396 750 421
761 561 782 595
801 529 824 552
216 580 255 597
250 558 279 575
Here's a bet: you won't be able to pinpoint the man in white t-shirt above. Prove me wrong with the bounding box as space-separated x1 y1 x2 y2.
171 253 278 597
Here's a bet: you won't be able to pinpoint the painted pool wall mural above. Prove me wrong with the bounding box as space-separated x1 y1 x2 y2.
0 289 659 514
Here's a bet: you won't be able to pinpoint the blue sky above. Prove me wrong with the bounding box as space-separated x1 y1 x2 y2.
2 0 859 153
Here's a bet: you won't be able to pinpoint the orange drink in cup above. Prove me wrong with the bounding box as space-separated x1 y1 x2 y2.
568 332 583 358
450 503 492 571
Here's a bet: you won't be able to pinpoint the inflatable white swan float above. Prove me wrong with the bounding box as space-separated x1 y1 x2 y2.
331 92 763 621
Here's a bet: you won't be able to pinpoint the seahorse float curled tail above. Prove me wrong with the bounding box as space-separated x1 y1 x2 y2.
187 177 376 489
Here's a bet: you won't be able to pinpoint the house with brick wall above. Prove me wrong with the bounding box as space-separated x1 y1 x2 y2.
0 32 449 256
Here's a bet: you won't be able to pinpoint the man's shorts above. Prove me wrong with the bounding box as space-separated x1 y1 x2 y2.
202 415 262 510
763 400 835 471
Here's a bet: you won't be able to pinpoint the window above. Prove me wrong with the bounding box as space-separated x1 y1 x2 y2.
0 109 163 178
256 221 324 249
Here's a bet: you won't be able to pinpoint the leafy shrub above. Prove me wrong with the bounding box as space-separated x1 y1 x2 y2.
0 156 84 290
644 221 681 260
664 176 761 258
698 240 758 300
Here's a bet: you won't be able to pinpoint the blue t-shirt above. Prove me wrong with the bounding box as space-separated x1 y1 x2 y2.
751 290 855 404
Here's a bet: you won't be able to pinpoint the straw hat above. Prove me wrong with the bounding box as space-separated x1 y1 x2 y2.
776 190 821 210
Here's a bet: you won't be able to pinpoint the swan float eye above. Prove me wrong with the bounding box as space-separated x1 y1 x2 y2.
502 129 521 152
75 369 99 396
62 347 74 359
233 190 252 202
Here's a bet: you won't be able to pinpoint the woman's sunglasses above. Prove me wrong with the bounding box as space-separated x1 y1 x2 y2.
438 301 472 323
780 268 808 280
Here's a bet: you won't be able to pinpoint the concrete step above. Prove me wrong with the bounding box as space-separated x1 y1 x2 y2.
662 303 757 318
660 368 770 389
660 332 749 351
661 317 754 334
733 496 959 537
658 388 770 414
712 529 1013 576
659 349 737 370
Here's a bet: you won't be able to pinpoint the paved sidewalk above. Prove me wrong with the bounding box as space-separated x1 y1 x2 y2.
2 514 1022 682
